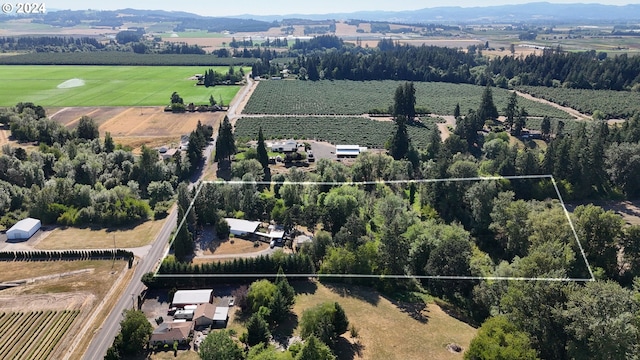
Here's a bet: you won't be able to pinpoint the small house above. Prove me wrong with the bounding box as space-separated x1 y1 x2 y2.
193 303 216 328
6 218 41 241
150 322 192 346
269 140 298 153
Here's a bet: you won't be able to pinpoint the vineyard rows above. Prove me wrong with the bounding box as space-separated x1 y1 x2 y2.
235 116 438 149
243 80 572 119
0 310 80 360
518 86 640 119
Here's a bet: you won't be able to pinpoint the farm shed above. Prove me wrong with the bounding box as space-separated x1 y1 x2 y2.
150 322 192 346
193 303 216 328
269 139 298 152
335 145 367 158
225 218 261 237
172 289 214 307
213 307 230 327
294 235 313 251
6 218 41 240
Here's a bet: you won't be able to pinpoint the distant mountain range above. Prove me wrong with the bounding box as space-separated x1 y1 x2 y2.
233 2 640 23
6 2 640 26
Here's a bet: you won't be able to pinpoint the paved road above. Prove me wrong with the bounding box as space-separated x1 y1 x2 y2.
82 72 250 360
82 208 177 360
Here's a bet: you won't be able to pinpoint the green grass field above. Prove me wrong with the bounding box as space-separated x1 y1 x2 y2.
0 66 248 107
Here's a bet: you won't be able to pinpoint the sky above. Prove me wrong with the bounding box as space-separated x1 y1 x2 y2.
48 0 637 17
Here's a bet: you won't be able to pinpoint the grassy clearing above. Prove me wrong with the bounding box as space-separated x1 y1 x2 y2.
0 66 248 107
35 219 166 250
203 237 269 255
292 281 476 359
225 280 476 359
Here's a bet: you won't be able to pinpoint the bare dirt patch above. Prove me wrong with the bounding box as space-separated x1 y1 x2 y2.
48 106 224 152
99 106 221 137
0 126 10 147
566 201 640 226
0 292 90 312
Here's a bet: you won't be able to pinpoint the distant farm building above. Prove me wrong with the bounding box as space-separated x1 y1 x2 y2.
335 145 367 158
150 322 192 346
225 218 261 237
6 218 41 241
172 289 214 308
269 140 298 153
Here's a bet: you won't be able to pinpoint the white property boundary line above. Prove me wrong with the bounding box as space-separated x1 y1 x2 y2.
159 175 595 282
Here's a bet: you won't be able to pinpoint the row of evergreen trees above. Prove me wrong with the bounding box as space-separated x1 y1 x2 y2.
145 254 314 288
0 249 134 261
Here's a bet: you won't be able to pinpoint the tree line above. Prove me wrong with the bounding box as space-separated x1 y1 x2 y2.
0 103 210 230
251 36 640 92
0 249 134 261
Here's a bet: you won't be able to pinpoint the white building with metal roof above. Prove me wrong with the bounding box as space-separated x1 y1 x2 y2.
6 218 41 241
172 289 214 307
225 218 261 236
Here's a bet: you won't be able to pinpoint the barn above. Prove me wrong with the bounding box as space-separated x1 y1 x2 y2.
6 218 41 241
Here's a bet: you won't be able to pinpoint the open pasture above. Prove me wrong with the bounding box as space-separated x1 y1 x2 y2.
243 80 572 119
0 66 245 107
291 281 477 360
235 116 439 148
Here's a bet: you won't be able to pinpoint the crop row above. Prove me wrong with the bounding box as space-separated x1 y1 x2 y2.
518 86 640 119
0 310 80 360
31 310 80 360
243 80 573 119
234 116 438 149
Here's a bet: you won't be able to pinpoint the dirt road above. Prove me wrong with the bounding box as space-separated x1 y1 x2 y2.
514 90 590 121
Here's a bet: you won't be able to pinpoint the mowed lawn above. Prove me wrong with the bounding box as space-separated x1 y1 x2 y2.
0 66 246 107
